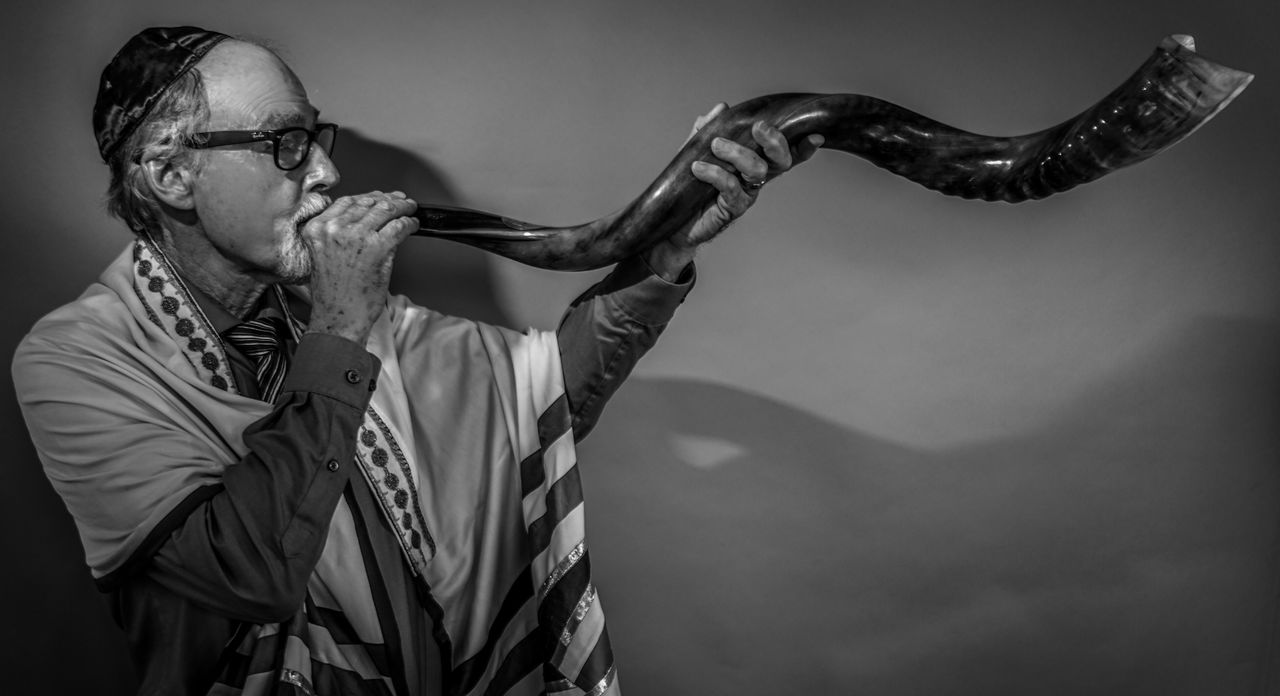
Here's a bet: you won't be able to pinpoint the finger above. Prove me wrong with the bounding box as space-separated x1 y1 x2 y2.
366 196 419 229
324 195 391 234
687 102 728 142
349 192 382 210
752 121 792 170
391 196 419 218
693 103 727 132
364 193 417 215
701 102 727 125
309 195 355 223
692 160 754 213
793 134 825 165
710 136 768 183
310 192 417 235
334 196 378 225
304 195 376 237
381 214 421 243
694 201 735 242
358 193 414 213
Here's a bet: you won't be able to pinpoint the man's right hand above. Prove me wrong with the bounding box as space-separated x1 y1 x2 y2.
303 190 419 345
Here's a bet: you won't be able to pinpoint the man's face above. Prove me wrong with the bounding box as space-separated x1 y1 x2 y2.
189 41 338 284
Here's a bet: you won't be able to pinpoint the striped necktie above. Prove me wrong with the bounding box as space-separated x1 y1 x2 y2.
223 314 292 403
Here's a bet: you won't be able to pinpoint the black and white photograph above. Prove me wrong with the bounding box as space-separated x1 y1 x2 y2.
1 0 1276 694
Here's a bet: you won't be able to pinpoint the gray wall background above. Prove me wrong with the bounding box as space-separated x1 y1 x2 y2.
1 0 1277 693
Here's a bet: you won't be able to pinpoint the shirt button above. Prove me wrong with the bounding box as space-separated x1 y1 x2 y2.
344 369 361 384
327 459 340 472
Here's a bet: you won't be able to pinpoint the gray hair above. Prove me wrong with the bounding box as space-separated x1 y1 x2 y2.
104 66 211 235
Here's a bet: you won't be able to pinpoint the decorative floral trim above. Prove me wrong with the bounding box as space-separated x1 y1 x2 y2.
355 408 436 574
133 235 435 576
132 236 239 394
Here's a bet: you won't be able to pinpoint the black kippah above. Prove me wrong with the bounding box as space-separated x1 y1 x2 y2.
92 26 230 163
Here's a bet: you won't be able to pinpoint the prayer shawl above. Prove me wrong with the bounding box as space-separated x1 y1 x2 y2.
15 237 619 696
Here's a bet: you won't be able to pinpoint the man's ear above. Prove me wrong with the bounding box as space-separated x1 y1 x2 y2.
141 155 197 211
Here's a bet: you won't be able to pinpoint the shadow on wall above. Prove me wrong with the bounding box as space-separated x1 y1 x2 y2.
583 315 1280 696
332 127 516 328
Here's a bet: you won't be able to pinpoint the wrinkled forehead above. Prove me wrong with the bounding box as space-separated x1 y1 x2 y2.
198 40 318 129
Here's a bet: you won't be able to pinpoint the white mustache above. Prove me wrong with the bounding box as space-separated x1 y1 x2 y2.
294 195 332 227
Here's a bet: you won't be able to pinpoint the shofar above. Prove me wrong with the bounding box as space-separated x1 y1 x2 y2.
412 35 1252 271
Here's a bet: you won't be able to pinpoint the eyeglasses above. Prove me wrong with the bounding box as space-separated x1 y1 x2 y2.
184 123 338 171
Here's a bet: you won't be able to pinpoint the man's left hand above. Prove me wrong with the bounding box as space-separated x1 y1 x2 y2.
644 103 825 280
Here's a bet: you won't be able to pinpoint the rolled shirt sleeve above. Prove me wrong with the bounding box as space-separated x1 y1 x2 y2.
557 255 695 440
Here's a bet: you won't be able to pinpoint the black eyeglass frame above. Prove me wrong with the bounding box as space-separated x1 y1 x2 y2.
184 123 338 171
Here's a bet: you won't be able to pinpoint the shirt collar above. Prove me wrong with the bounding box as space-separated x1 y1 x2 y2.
182 283 269 334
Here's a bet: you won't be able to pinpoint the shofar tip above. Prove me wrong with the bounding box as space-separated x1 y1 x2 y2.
1160 33 1254 112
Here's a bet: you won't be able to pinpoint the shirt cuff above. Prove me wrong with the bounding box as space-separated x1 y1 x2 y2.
582 255 696 326
279 333 381 410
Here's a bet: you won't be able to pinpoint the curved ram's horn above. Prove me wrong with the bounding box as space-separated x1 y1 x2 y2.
412 35 1252 271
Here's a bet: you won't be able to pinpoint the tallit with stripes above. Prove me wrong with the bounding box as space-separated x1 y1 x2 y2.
26 237 619 695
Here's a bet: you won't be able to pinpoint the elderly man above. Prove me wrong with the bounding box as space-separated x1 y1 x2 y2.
14 26 820 696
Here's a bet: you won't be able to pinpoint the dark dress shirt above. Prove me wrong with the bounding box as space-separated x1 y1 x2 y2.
106 256 693 695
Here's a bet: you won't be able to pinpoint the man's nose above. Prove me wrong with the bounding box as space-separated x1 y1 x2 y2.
304 144 340 191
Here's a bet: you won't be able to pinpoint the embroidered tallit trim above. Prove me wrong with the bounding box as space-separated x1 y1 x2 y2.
120 237 435 692
121 258 614 692
560 584 597 647
354 407 435 574
540 540 585 601
503 327 617 694
279 668 317 695
131 235 239 394
584 665 618 696
545 678 577 694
